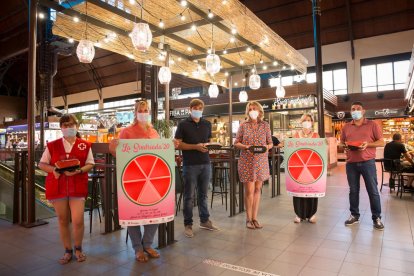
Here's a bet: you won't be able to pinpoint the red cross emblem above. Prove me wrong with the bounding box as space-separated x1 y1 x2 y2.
78 143 87 151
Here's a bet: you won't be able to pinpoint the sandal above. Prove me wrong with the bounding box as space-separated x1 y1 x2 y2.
136 251 149 263
294 216 301 223
144 247 160 258
252 220 263 229
246 220 255 229
308 215 317 224
59 248 73 265
74 246 87 262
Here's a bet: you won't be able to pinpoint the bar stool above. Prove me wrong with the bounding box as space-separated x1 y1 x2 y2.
88 171 104 233
211 164 229 210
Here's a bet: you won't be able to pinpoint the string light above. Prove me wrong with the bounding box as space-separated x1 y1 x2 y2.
73 16 79 23
180 14 186 21
291 65 295 70
68 38 74 43
234 82 238 86
246 47 252 52
239 59 244 65
170 59 175 65
273 61 278 66
159 19 164 28
230 37 235 43
177 57 182 62
282 65 286 70
180 0 187 7
208 9 214 18
259 59 264 64
222 0 228 4
38 13 45 19
231 28 237 35
191 24 196 31
103 36 109 43
187 46 192 51
223 49 228 54
263 65 268 70
129 0 135 4
224 72 229 76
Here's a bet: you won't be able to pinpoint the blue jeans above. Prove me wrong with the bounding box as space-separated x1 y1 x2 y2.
128 224 158 253
182 164 211 226
346 159 381 221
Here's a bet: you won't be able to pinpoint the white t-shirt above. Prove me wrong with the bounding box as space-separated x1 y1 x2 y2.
40 139 95 165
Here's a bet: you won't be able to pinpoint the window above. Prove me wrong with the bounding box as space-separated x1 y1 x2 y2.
361 53 410 92
68 103 99 114
308 62 348 95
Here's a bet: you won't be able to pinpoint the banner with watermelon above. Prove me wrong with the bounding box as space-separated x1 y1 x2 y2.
284 138 328 197
116 139 175 226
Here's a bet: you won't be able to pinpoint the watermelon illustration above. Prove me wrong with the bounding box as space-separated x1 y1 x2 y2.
121 154 172 206
287 149 324 185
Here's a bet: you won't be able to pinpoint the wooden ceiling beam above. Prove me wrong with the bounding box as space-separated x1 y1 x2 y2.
180 0 275 62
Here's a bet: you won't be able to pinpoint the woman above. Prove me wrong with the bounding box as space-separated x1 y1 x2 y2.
109 100 161 263
293 113 319 223
235 101 273 229
39 114 94 264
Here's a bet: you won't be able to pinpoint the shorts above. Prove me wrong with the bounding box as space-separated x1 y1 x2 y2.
48 197 85 203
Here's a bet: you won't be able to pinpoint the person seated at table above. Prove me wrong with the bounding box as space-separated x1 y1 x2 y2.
38 114 94 264
109 100 162 263
235 101 273 230
384 133 414 187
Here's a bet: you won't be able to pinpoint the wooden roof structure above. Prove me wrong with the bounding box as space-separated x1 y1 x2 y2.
48 0 308 87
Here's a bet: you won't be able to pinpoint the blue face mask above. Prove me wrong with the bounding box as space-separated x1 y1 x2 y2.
191 110 203 119
351 110 363 120
61 128 77 138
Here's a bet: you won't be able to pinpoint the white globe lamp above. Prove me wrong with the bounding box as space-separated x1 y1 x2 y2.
249 73 261 90
205 53 221 75
130 23 152 51
158 66 172 84
276 85 286 98
239 90 248 102
76 40 95 63
208 84 219 98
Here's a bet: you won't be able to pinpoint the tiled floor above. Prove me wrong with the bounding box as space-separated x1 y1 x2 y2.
1 162 414 276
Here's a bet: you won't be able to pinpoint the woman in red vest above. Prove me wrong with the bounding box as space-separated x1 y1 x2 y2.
292 113 319 223
39 114 94 264
109 100 161 263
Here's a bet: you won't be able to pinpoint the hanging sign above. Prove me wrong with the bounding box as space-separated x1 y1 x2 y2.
116 139 175 226
284 138 328 197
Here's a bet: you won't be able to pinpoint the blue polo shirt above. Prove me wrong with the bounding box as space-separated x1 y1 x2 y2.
175 116 212 166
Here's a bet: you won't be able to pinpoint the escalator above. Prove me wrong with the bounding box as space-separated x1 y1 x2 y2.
0 162 55 222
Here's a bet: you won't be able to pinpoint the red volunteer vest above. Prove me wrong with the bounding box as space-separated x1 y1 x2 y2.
45 138 91 200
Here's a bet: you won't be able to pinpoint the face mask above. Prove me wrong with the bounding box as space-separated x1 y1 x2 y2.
136 112 149 123
61 128 77 138
249 110 259 120
302 121 313 129
191 110 203 119
351 110 363 120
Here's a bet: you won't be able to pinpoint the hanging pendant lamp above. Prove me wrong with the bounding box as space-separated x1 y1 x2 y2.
249 65 260 90
76 1 95 63
275 74 285 98
77 39 95 63
158 66 171 84
205 24 220 75
239 90 248 102
208 84 219 98
131 22 152 51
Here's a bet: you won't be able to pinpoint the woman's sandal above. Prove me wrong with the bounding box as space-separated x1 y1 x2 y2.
136 251 149 263
246 220 255 229
59 249 73 265
252 220 263 229
74 246 87 262
144 247 160 258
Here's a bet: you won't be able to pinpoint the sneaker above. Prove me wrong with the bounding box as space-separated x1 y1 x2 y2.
373 218 384 231
344 215 359 226
184 225 194 238
199 220 220 231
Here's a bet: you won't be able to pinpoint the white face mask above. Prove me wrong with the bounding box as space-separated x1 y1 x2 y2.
136 112 149 123
249 110 259 120
302 121 312 129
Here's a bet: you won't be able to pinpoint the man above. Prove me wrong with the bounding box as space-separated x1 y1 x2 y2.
340 101 385 230
384 133 414 188
175 99 219 238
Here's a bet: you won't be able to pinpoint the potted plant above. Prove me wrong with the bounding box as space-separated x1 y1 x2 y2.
153 119 174 138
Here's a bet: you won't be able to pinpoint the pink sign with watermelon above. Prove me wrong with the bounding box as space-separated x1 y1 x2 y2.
116 139 175 226
284 138 328 197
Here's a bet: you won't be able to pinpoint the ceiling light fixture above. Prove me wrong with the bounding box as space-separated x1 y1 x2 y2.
208 9 214 18
208 83 219 98
273 61 278 66
223 49 228 54
231 28 237 35
230 36 235 43
159 19 164 28
38 13 45 19
73 16 79 23
249 65 261 90
187 46 192 51
180 0 187 7
191 24 196 31
180 14 186 21
246 47 252 52
239 90 248 103
159 66 172 84
68 38 74 43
